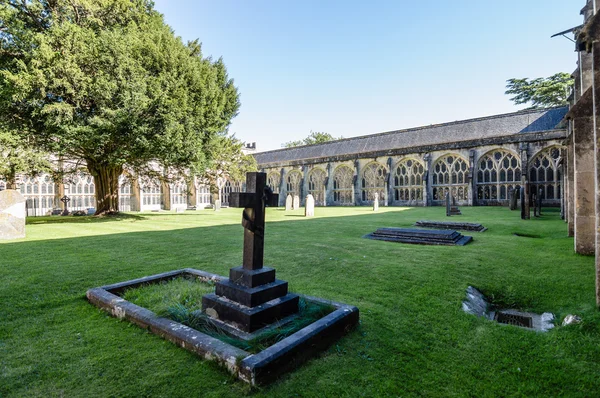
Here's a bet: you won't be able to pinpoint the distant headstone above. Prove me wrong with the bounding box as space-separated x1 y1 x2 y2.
305 194 315 217
0 190 26 240
214 199 221 212
537 188 543 216
520 180 530 219
373 192 379 211
285 194 292 211
293 195 300 210
509 187 518 211
445 193 461 216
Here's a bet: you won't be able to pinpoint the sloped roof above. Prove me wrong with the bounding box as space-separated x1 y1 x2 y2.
254 107 568 166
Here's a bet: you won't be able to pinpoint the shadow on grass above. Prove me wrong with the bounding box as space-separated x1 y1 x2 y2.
26 212 148 225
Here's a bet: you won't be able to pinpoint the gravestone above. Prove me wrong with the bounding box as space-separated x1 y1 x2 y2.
364 227 472 246
0 190 26 240
414 220 487 232
445 193 461 216
520 180 530 219
202 172 299 333
509 187 518 210
285 194 292 211
292 195 300 210
305 194 315 217
214 199 221 211
537 188 543 216
373 192 379 211
60 195 71 216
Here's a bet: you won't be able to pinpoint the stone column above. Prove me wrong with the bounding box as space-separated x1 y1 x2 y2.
353 159 361 206
424 154 432 207
567 129 575 236
387 157 393 206
573 115 596 255
301 166 307 207
325 163 333 206
279 168 285 207
468 150 476 206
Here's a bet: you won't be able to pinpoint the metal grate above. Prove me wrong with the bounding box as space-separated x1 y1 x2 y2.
495 312 533 328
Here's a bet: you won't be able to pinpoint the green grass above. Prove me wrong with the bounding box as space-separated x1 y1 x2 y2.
1 206 598 396
121 277 334 353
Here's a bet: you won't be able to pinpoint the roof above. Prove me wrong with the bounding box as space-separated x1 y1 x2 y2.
254 107 568 166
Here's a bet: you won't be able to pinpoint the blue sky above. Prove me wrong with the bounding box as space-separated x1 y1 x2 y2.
153 1 582 151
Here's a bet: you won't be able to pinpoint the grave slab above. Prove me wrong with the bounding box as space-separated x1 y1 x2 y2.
414 220 487 232
364 227 472 246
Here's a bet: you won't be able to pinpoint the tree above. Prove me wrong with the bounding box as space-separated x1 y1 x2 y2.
0 131 52 189
0 0 240 215
283 131 342 148
505 72 573 108
193 133 257 203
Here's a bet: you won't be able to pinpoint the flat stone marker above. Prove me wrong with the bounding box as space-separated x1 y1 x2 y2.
373 192 379 211
364 227 472 246
446 193 461 216
0 190 26 240
203 172 299 333
292 195 300 210
285 194 292 211
305 194 315 217
509 187 518 211
414 220 487 232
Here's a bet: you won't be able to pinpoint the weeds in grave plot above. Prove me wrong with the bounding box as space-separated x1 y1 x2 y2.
122 277 334 353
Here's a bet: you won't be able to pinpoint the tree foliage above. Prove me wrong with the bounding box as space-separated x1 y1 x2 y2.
505 72 573 108
0 130 52 189
0 0 240 214
283 131 342 148
193 133 257 200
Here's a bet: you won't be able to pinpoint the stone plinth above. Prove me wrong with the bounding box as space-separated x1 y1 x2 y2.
0 190 26 240
364 228 472 246
414 220 486 232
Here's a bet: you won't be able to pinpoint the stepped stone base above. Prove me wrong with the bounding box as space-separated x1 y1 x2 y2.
202 293 300 333
448 206 462 216
364 228 472 246
414 220 487 232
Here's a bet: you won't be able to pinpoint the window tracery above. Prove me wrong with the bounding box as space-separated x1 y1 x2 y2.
476 150 521 201
431 154 469 202
332 165 354 204
286 170 302 197
267 172 281 194
529 147 562 200
361 162 386 202
393 158 424 202
308 168 326 205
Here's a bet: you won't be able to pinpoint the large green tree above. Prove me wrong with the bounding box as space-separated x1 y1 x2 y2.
0 130 52 189
283 131 342 148
505 72 573 108
0 0 240 214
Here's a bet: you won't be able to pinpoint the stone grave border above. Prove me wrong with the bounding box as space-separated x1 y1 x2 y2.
86 268 359 386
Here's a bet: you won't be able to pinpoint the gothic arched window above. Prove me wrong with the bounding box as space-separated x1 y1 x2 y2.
393 158 425 202
361 162 386 202
332 165 354 205
308 168 326 205
431 154 469 202
267 172 281 194
476 149 521 202
529 147 562 201
286 170 302 196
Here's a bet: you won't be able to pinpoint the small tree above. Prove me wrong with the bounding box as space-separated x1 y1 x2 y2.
283 131 342 148
0 131 52 189
194 134 257 204
505 72 573 108
0 0 239 215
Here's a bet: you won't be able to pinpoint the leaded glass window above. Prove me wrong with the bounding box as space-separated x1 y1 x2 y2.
142 179 162 208
119 176 133 212
529 147 562 201
267 172 281 194
393 158 424 202
361 162 386 202
476 150 521 202
332 165 354 205
220 179 241 206
170 180 188 207
196 184 211 206
18 174 58 216
431 154 469 202
308 168 326 206
286 170 302 197
68 173 96 210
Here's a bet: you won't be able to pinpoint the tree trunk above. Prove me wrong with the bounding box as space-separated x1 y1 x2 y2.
87 161 123 215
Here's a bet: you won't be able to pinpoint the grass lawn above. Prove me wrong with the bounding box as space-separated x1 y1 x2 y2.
1 206 599 397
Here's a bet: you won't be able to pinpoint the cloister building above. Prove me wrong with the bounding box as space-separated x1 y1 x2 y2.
254 107 568 209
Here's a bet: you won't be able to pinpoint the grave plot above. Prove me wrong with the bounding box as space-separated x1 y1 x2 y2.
414 220 487 232
87 172 359 385
364 227 473 246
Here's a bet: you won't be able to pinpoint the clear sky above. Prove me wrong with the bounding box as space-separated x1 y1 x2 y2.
153 0 582 152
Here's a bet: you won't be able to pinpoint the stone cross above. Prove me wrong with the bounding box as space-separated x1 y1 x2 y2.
229 172 278 270
60 195 71 216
